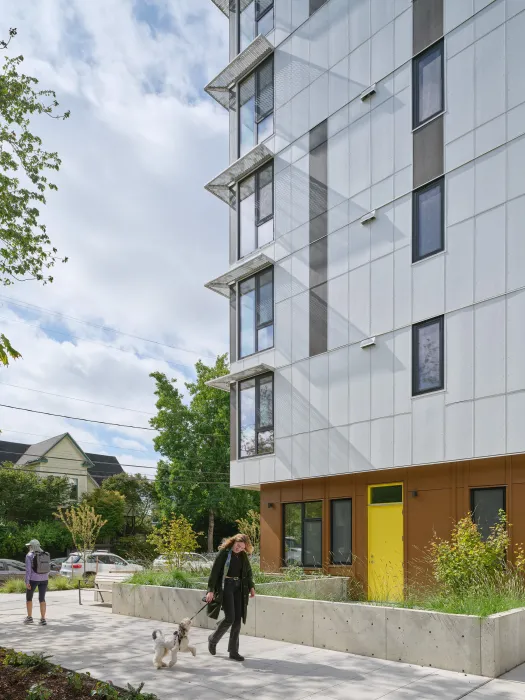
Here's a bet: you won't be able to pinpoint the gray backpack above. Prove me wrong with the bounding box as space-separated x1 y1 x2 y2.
32 551 51 575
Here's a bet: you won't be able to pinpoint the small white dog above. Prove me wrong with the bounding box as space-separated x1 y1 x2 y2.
152 618 197 669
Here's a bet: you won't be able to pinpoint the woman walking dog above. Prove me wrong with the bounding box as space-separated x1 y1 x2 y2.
206 534 255 662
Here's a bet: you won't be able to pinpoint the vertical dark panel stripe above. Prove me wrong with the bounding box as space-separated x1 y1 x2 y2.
413 0 444 56
230 384 237 462
309 0 327 16
413 115 444 188
309 119 328 357
230 286 237 363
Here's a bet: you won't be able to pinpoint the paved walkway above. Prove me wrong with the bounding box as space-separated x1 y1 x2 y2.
2 590 525 699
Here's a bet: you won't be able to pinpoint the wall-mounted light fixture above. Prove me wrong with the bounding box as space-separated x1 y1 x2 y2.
410 491 418 498
360 337 376 349
360 84 376 101
267 503 275 509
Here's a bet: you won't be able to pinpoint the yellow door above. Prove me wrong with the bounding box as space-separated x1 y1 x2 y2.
368 483 404 602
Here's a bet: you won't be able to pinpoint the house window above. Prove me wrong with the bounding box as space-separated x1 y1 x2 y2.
283 502 322 567
471 488 506 541
239 57 274 157
239 0 274 53
239 268 273 357
239 162 274 259
69 478 79 501
239 373 274 458
412 316 444 396
413 41 443 128
413 177 444 262
331 499 352 565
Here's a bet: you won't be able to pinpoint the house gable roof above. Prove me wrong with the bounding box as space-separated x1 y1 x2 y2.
15 432 96 468
0 440 30 465
85 453 124 486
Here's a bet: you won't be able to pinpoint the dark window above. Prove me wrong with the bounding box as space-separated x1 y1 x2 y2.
331 499 352 565
239 162 274 258
239 267 274 358
239 373 274 458
413 41 443 128
471 488 506 541
69 478 79 501
370 485 403 505
412 316 444 396
413 178 444 262
239 0 274 53
239 57 274 156
283 501 322 567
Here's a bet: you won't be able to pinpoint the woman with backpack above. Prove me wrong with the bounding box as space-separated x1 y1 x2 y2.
24 539 50 626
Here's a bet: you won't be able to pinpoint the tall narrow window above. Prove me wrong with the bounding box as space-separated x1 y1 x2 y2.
283 502 322 567
239 373 274 457
413 41 443 128
239 268 274 358
239 57 274 157
413 177 444 262
412 316 444 395
331 499 352 565
239 0 274 53
471 488 506 541
239 161 274 258
69 478 79 501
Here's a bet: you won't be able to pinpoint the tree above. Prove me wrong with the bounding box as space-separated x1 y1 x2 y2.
151 355 259 552
0 520 72 560
0 28 69 365
101 472 158 533
147 515 201 569
54 502 106 570
0 463 72 523
83 489 126 540
236 509 260 554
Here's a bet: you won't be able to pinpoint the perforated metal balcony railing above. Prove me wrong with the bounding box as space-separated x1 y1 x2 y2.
210 0 255 17
205 34 273 109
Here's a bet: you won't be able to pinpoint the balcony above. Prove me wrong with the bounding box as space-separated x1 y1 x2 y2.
210 0 255 16
204 34 273 109
205 251 272 297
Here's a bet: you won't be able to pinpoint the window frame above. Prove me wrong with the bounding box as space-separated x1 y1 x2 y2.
412 176 445 263
470 487 506 540
238 57 274 157
282 501 323 568
412 315 445 396
237 162 274 259
330 498 352 566
238 266 274 359
238 372 274 459
412 40 444 129
237 0 274 54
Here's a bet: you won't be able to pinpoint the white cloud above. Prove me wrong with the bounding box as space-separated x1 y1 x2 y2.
0 0 230 470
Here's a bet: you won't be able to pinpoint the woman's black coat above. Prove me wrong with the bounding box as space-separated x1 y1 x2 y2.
206 547 254 624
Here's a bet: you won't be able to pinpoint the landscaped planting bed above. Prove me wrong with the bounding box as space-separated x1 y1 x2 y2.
0 648 158 699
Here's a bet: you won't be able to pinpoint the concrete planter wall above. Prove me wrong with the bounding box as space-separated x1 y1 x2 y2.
112 584 525 677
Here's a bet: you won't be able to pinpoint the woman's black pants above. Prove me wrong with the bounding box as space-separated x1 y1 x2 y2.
210 579 242 653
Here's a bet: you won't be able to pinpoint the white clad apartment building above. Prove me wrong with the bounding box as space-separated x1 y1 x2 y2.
204 0 525 597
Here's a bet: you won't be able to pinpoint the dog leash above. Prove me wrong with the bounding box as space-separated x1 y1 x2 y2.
188 598 209 622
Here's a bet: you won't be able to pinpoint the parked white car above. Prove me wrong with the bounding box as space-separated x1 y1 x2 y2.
60 551 143 578
153 552 215 572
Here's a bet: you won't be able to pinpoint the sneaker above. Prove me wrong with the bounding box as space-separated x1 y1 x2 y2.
229 652 245 662
40 619 47 626
23 616 33 625
208 635 216 656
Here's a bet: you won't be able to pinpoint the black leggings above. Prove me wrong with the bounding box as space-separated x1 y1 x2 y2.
26 580 47 603
210 579 243 653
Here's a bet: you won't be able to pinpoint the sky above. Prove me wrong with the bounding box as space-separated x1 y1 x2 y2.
0 0 230 479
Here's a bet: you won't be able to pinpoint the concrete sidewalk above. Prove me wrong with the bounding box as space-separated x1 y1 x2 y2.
1 590 525 699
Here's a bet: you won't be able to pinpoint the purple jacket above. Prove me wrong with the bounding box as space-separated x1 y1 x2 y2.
25 552 49 585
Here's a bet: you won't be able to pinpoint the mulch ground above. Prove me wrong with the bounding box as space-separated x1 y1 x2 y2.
0 647 109 699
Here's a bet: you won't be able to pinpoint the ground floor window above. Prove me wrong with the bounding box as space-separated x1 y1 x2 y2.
283 501 322 567
330 499 352 565
471 487 506 540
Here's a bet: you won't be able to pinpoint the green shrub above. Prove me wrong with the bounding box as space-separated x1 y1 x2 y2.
90 681 120 699
3 650 53 671
26 683 52 700
121 682 159 699
66 671 84 691
113 537 157 568
127 568 194 588
1 578 27 594
0 520 72 560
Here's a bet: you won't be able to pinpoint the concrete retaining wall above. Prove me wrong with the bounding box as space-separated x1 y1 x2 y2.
256 577 348 599
112 584 525 677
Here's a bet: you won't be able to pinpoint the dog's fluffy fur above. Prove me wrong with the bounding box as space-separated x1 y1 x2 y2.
152 618 197 669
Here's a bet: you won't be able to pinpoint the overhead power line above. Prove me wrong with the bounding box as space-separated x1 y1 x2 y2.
0 382 155 416
0 426 154 455
0 294 219 358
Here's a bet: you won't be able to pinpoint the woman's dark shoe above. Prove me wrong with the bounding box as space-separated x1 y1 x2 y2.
229 652 245 662
208 635 216 656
